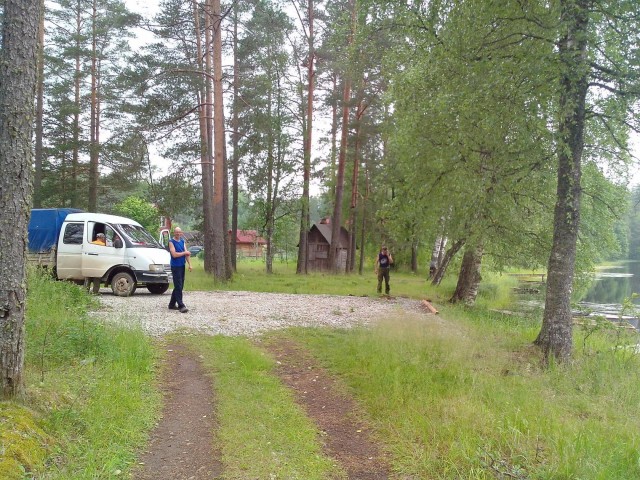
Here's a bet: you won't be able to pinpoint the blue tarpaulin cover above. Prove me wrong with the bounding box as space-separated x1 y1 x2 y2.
28 208 83 252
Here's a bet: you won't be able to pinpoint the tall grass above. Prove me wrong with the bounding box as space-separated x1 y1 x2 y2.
0 270 161 479
285 308 640 479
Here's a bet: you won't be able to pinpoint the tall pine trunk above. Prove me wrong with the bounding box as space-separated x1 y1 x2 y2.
71 0 82 208
296 0 314 275
328 73 339 199
0 0 41 398
347 96 364 272
193 0 215 274
88 0 99 212
231 3 240 271
212 0 230 280
534 0 590 362
328 73 351 272
33 0 45 208
357 156 370 275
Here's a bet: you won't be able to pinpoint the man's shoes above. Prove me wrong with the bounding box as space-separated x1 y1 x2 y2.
179 306 189 313
168 305 179 310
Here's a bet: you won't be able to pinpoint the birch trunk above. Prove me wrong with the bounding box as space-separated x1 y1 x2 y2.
534 0 590 362
431 239 464 286
450 243 484 305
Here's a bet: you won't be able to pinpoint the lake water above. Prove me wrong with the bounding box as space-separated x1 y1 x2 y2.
514 262 640 330
576 261 640 329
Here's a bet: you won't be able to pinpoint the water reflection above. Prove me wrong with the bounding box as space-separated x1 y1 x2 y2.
579 264 639 305
514 262 640 330
576 261 640 328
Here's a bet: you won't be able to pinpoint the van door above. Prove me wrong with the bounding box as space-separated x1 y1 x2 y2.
56 222 84 279
82 223 126 279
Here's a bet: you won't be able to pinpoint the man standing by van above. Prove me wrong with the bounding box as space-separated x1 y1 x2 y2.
168 227 192 313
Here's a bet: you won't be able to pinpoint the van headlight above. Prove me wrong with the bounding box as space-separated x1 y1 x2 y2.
149 264 165 272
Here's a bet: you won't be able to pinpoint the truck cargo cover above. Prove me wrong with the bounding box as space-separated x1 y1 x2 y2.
28 208 83 252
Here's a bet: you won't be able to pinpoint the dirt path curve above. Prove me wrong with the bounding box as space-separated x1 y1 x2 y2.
263 337 392 480
134 343 223 480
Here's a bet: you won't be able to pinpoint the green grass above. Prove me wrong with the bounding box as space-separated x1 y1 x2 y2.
281 307 640 479
186 257 438 299
6 260 640 479
183 335 342 479
0 270 161 479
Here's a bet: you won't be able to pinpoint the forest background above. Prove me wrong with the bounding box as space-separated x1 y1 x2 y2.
9 0 640 333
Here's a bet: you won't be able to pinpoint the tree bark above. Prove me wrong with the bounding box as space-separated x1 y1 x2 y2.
357 156 370 275
71 0 82 208
411 239 419 273
450 243 484 305
431 239 464 286
231 2 240 272
0 0 41 399
212 0 230 280
534 0 590 362
347 104 361 273
193 0 215 274
296 0 314 275
429 235 446 278
88 0 99 212
33 0 45 208
328 73 351 273
328 0 356 273
328 73 339 200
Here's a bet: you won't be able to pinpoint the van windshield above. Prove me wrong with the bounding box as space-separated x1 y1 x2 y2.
118 224 162 248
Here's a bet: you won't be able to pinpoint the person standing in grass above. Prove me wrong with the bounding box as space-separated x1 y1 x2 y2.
168 227 192 313
375 245 393 295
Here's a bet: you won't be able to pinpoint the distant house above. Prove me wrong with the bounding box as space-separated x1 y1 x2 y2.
306 218 350 271
231 229 267 258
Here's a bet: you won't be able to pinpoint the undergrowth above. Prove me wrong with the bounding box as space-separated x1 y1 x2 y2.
0 269 160 479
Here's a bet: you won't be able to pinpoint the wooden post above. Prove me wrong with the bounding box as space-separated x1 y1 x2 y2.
422 300 439 314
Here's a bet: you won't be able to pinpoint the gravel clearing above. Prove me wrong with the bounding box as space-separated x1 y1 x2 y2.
90 290 430 336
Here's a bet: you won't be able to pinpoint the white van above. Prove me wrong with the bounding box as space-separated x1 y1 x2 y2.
29 210 171 296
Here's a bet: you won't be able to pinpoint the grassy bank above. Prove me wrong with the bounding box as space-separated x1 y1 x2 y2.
282 307 640 479
3 261 639 478
0 271 160 479
186 257 446 299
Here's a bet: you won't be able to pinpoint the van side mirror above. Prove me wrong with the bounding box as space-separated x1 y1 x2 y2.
114 239 123 249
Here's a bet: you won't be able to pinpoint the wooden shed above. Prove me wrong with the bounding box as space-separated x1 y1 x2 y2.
306 218 350 271
231 229 266 259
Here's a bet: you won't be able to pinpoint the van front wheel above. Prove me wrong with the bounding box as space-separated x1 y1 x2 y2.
147 283 169 294
111 272 137 297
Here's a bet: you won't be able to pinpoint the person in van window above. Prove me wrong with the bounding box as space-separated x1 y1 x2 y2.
168 227 192 313
111 233 123 248
91 233 106 246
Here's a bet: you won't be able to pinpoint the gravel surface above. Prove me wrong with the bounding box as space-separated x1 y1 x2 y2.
90 290 429 336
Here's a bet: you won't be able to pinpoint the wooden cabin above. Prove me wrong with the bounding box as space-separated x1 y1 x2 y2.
232 229 267 259
306 218 350 271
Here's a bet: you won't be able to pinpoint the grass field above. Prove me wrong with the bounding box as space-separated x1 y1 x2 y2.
2 262 639 479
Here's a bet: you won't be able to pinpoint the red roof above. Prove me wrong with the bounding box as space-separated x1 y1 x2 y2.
230 229 266 245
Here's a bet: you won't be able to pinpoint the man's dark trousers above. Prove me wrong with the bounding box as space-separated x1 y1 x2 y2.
170 266 185 308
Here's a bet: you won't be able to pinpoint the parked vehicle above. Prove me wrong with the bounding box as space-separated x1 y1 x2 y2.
28 209 171 296
188 245 203 256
